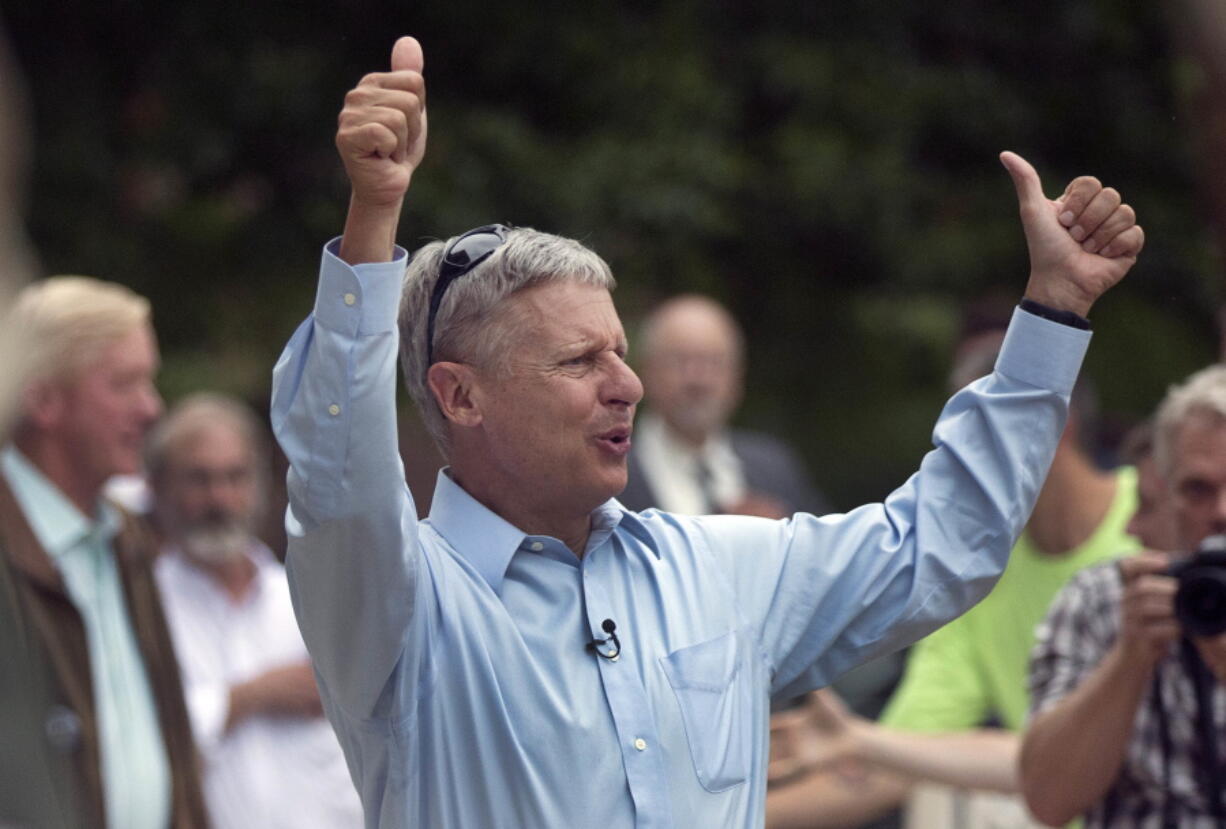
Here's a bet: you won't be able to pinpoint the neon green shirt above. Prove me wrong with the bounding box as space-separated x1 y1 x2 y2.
881 466 1139 733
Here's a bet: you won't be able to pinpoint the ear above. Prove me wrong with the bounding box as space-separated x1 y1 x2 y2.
20 379 67 431
427 362 485 428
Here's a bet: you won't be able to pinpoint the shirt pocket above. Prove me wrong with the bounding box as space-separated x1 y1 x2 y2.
659 627 754 792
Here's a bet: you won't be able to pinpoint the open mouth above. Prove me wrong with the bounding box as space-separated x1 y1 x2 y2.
597 427 632 455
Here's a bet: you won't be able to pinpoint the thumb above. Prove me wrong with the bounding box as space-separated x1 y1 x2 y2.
999 151 1046 211
391 36 424 73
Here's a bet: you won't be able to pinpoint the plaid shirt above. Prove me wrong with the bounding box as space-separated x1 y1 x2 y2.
1029 560 1226 828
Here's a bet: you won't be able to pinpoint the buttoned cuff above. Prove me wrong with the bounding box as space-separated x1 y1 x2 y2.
313 237 409 336
995 306 1091 397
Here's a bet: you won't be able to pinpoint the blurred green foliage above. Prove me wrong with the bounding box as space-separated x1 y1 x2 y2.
6 0 1221 507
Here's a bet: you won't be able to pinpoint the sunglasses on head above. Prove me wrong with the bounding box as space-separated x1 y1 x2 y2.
425 223 509 366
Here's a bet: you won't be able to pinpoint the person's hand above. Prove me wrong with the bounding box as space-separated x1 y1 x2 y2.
1115 551 1179 670
1000 151 1144 317
227 661 324 730
337 36 427 209
767 689 862 786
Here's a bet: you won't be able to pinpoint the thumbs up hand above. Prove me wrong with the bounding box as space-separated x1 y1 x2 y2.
336 36 427 210
1000 151 1144 318
336 36 427 264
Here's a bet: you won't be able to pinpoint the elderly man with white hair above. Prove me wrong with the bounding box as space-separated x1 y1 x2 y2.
271 36 1145 828
0 277 208 828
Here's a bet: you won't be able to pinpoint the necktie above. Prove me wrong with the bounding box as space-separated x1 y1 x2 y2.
693 456 720 514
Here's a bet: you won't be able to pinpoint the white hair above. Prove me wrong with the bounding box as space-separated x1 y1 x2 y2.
1154 364 1226 477
398 227 616 456
9 275 151 390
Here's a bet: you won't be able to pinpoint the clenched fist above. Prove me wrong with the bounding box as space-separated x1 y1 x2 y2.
337 36 427 208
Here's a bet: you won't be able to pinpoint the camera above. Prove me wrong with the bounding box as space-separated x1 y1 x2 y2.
1170 534 1226 637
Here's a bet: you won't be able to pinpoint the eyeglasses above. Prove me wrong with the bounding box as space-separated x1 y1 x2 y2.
425 224 508 366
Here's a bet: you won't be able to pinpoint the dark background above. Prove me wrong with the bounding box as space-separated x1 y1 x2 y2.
5 0 1223 509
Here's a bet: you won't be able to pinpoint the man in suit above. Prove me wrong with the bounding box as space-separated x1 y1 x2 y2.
620 294 830 518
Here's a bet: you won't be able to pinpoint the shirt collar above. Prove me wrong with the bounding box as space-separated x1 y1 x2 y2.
163 538 279 600
427 469 528 593
1 445 121 558
426 469 662 592
602 499 659 558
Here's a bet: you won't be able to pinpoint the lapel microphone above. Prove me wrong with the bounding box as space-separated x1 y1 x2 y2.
586 618 621 661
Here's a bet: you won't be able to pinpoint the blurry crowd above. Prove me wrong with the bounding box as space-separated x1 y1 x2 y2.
5 22 1226 829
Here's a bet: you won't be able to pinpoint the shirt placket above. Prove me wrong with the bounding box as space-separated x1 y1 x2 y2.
581 549 673 829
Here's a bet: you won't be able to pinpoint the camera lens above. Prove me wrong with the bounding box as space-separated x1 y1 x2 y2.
1175 568 1226 638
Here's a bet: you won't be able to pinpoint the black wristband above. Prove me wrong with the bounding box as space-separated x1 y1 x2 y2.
1019 298 1091 331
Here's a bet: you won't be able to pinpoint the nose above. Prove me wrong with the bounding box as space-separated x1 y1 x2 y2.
142 383 164 423
605 356 644 410
204 477 240 513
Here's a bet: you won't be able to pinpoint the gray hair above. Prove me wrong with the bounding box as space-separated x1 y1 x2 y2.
146 392 270 496
1154 364 1226 477
399 227 616 455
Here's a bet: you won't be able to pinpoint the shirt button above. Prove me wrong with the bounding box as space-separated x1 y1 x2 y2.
343 292 357 306
44 705 82 753
328 404 341 416
634 738 647 751
529 541 544 552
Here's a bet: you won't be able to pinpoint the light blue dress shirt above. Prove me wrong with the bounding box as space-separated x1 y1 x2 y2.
271 240 1089 828
1 446 171 829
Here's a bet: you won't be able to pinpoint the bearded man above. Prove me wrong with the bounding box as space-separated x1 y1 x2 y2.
149 393 362 828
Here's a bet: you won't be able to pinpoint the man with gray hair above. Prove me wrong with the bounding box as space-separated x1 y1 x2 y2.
1022 363 1226 827
0 276 208 828
271 36 1144 827
149 393 363 828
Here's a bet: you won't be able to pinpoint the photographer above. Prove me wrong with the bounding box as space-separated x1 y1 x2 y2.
1022 364 1226 827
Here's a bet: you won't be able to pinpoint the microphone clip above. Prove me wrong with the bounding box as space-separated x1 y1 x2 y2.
586 618 621 662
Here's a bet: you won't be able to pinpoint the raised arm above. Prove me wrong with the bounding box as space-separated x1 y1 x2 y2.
270 36 430 719
706 154 1143 699
1020 553 1174 826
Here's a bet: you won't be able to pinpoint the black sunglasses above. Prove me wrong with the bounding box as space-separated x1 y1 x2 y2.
425 223 509 366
